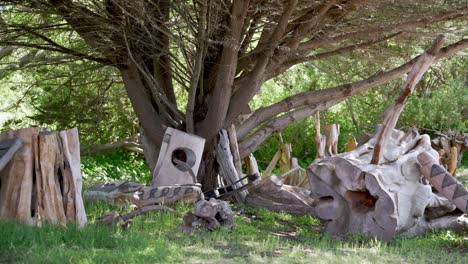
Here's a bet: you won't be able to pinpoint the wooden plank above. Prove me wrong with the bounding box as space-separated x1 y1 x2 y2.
59 128 87 227
0 128 38 224
216 129 247 203
263 150 280 176
0 138 23 172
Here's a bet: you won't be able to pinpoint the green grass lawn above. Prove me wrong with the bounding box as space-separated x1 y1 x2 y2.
1 156 467 263
0 200 467 264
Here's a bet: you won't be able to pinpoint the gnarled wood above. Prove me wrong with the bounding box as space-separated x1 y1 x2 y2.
308 128 453 241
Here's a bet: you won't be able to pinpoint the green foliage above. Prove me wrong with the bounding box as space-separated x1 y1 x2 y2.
81 151 151 187
0 204 466 263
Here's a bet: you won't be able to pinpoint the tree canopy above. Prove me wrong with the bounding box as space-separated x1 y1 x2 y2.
0 0 467 188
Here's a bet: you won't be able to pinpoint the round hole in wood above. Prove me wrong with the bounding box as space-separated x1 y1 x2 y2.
171 148 196 171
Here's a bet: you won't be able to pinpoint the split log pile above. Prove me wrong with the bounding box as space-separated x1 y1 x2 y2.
0 127 86 227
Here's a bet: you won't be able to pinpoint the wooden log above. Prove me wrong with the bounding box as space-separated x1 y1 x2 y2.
371 35 445 164
244 154 259 175
400 214 468 238
279 143 292 174
0 127 87 226
246 175 316 216
0 128 38 224
84 181 203 208
263 150 281 176
448 146 458 176
59 129 87 227
323 124 340 156
313 112 326 159
216 129 247 203
245 194 316 216
228 124 243 180
345 134 357 152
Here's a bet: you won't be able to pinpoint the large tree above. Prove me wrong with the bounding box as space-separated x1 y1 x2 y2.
0 0 467 189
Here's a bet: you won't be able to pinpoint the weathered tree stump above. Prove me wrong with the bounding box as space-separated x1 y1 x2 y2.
308 129 457 240
0 128 86 227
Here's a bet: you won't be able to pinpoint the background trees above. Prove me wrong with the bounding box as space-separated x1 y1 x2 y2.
0 1 467 189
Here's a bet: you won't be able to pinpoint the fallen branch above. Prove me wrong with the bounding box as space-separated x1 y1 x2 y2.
371 34 446 164
80 139 143 155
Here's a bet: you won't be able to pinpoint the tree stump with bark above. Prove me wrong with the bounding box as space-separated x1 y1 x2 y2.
0 127 87 227
308 129 458 240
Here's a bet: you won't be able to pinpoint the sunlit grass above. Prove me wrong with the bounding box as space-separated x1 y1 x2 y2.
0 201 466 263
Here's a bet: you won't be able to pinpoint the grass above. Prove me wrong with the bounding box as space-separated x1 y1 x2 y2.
0 201 467 264
0 153 467 263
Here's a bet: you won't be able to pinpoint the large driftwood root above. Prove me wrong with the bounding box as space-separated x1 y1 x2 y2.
84 181 204 207
179 198 235 232
245 175 315 216
308 129 457 241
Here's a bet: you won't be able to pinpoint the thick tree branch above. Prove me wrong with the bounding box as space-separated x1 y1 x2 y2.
299 7 468 51
238 99 342 158
237 38 468 141
269 32 402 79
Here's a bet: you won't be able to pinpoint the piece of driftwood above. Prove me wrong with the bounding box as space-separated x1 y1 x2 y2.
313 112 326 159
245 175 315 216
228 124 243 180
400 214 468 238
84 181 204 207
345 134 357 152
96 205 177 228
0 138 22 172
418 152 468 213
152 128 206 186
0 127 87 227
244 153 259 175
371 35 445 164
308 128 456 241
430 130 468 176
216 129 247 203
263 150 281 176
323 124 340 157
179 198 235 232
